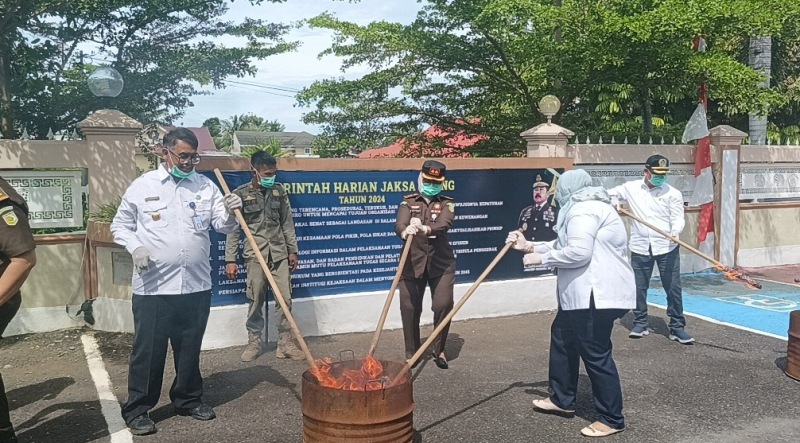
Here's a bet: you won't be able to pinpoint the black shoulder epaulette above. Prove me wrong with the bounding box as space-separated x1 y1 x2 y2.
404 193 420 199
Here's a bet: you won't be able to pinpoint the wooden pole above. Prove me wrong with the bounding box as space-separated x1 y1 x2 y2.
367 236 413 357
618 207 720 268
213 169 318 372
389 234 518 386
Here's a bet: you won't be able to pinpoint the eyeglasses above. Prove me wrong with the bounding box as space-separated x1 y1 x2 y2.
168 150 201 165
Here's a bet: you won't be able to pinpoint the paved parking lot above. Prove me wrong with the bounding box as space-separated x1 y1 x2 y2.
2 285 800 443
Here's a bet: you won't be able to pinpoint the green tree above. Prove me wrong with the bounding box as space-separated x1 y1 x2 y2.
241 139 293 158
0 0 296 139
299 0 800 156
203 113 286 151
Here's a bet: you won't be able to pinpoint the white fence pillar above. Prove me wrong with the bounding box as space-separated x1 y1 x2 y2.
709 125 747 267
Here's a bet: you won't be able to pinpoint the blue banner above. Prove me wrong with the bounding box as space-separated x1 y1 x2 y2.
203 167 562 306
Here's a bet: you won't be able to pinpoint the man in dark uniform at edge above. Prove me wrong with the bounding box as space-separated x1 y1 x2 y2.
0 177 38 443
395 160 456 370
517 175 558 272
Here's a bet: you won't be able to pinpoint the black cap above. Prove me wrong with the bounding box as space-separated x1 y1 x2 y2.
532 174 549 189
645 154 670 175
421 160 446 182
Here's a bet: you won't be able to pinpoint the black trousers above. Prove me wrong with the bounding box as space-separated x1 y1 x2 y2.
121 291 211 424
548 297 628 429
398 269 455 357
0 292 21 438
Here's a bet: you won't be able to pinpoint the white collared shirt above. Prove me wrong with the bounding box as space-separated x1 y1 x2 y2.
111 165 239 295
608 179 685 256
537 200 635 311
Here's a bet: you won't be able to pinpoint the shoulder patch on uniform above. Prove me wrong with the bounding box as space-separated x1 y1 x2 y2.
1 206 18 226
400 201 408 206
447 202 455 213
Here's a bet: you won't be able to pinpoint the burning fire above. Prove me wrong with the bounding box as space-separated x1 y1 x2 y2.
311 355 388 391
713 264 762 290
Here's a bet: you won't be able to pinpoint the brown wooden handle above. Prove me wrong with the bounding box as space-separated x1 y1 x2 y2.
367 236 414 357
389 235 518 386
618 207 720 268
214 169 319 372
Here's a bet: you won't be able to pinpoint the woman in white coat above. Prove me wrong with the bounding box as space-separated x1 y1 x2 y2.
507 169 635 438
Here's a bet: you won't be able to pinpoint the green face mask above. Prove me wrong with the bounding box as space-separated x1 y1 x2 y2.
170 166 195 179
260 176 276 188
421 183 442 198
649 174 667 187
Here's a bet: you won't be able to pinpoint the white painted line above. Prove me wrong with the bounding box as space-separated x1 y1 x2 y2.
648 302 788 341
81 334 133 443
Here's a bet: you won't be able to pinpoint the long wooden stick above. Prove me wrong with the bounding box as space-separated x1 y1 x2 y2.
213 169 318 372
389 235 518 386
367 236 413 357
618 207 762 289
618 207 716 267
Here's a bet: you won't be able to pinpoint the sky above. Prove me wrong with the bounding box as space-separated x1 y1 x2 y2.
178 0 423 133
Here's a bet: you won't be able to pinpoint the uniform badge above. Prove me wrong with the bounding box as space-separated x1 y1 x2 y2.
522 222 528 231
151 212 161 221
195 194 202 200
447 202 455 213
545 223 549 227
434 202 441 210
272 189 280 196
401 201 408 206
1 207 18 226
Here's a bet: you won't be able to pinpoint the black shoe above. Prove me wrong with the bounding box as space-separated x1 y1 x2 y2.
431 350 449 369
175 404 216 421
127 414 156 435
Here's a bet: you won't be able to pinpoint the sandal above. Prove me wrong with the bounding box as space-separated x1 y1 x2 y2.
580 421 625 437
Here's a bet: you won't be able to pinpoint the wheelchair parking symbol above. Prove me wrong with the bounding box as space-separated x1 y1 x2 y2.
714 294 798 312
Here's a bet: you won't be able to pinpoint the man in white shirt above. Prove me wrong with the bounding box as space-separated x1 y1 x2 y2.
111 128 242 435
608 155 694 344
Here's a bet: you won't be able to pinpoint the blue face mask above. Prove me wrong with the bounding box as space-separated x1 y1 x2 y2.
421 183 442 198
649 174 667 187
169 166 195 179
260 176 276 188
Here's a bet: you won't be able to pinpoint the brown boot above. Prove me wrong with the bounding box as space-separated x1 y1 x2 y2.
276 332 304 360
241 334 263 362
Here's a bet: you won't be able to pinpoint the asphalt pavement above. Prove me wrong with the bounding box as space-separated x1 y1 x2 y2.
2 301 799 443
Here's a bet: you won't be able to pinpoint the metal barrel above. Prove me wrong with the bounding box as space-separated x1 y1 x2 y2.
302 360 414 443
787 310 800 381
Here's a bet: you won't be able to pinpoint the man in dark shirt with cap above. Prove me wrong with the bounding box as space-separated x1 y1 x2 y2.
517 175 558 273
395 160 456 369
0 176 37 443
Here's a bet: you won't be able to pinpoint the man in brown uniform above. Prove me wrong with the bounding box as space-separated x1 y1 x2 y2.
0 177 37 443
225 151 303 361
395 160 456 369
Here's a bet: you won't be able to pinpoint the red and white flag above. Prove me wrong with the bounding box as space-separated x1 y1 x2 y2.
682 103 715 256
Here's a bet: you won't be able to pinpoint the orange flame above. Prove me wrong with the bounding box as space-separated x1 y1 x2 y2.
310 355 387 391
713 264 762 290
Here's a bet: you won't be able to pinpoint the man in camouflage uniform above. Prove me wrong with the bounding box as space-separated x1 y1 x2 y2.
225 151 302 361
0 176 37 443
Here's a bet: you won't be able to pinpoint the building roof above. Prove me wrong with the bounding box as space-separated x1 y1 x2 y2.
358 125 485 158
234 131 316 149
